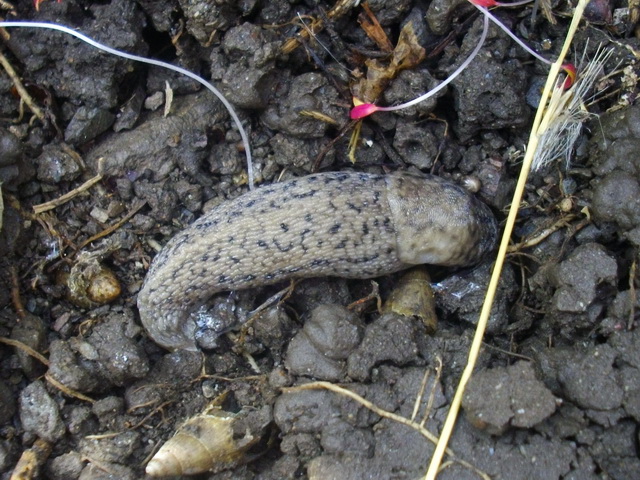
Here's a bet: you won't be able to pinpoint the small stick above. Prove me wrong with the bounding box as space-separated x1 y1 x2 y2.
45 371 95 403
284 381 490 480
0 337 49 366
33 162 103 215
77 198 146 250
9 265 26 319
0 49 46 122
507 213 578 252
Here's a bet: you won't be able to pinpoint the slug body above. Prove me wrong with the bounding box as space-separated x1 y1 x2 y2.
138 172 497 350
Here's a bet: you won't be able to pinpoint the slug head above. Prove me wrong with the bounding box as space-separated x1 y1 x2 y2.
385 173 497 267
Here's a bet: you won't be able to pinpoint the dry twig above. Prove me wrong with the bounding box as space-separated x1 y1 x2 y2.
284 380 490 480
0 49 46 122
33 168 104 214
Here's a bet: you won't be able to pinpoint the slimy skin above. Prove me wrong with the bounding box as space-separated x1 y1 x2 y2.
137 171 497 350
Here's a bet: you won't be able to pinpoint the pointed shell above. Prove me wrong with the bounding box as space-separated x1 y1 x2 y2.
145 411 256 476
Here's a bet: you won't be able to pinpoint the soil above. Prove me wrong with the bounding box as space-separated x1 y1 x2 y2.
0 0 639 479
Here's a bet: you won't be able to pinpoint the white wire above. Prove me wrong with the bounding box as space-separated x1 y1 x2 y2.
0 21 255 189
378 15 489 112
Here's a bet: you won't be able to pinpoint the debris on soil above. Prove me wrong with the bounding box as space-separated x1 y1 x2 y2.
1 0 639 479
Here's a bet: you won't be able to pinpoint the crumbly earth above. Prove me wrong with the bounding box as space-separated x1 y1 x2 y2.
0 1 639 479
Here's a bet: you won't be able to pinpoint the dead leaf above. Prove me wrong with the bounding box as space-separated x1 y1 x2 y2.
351 21 426 103
358 2 393 53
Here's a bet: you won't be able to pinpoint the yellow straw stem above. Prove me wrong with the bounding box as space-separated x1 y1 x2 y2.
424 1 590 478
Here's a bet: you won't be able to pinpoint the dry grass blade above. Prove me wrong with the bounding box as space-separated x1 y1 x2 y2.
285 381 490 479
424 1 591 478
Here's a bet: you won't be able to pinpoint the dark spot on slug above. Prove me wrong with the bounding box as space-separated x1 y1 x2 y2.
346 202 362 213
292 189 317 199
274 240 293 252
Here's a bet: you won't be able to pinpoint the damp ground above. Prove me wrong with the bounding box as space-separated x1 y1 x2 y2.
0 0 639 479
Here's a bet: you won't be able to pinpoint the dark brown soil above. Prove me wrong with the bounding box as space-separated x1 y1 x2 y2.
1 0 639 479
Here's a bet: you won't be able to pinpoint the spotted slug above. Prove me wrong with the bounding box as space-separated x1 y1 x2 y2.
137 171 497 350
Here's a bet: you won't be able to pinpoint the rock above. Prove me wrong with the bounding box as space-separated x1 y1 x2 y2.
452 18 529 140
85 312 149 386
251 306 296 354
79 430 140 465
19 380 66 442
262 73 341 138
10 312 47 379
35 144 83 184
64 107 115 145
218 23 279 109
46 451 84 480
347 312 421 381
435 261 517 333
558 344 623 411
274 390 338 434
0 380 16 425
92 396 125 430
463 361 558 435
47 339 107 393
285 332 344 381
426 0 467 35
548 243 617 313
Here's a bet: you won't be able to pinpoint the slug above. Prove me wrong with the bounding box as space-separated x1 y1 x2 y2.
137 171 497 350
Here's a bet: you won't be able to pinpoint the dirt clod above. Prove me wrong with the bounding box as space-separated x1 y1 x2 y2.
1 1 639 478
463 361 557 434
19 380 66 443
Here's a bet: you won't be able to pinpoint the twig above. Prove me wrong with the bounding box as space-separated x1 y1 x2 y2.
45 372 95 403
33 170 103 214
507 213 578 252
9 265 26 319
126 400 174 430
0 49 46 122
284 381 490 480
0 337 49 366
281 0 360 54
412 369 432 422
77 198 146 250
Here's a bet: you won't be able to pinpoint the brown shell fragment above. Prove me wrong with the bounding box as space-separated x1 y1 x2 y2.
382 267 437 333
145 409 258 476
58 254 121 308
